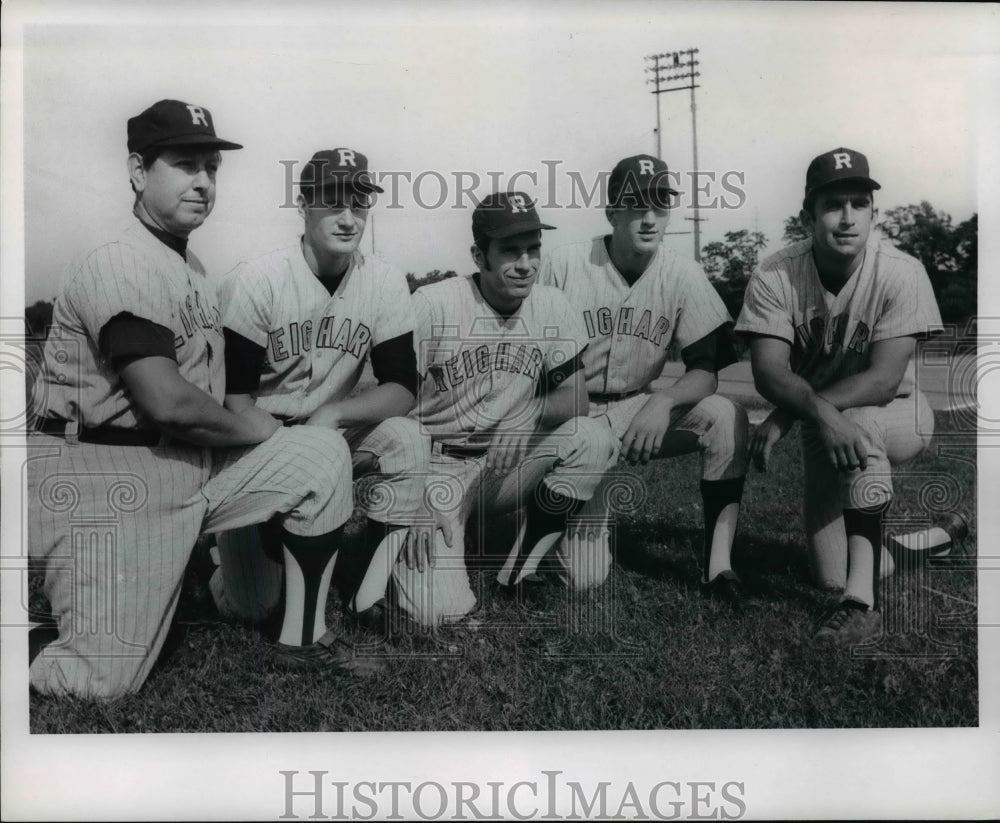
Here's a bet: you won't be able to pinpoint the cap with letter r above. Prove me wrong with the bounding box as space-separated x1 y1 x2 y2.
299 148 385 194
472 191 556 240
804 147 881 199
608 154 679 208
127 99 243 154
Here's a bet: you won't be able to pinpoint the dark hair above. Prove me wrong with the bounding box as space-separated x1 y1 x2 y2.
472 230 492 259
140 147 165 169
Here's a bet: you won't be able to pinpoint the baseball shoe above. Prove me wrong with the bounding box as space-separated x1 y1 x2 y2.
700 571 758 609
345 598 391 635
269 630 383 677
814 599 882 647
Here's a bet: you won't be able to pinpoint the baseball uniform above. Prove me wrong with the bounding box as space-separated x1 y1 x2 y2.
210 242 429 622
538 237 749 479
736 230 942 586
28 217 353 698
396 275 618 626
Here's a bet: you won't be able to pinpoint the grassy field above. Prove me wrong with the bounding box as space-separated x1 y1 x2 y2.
29 410 977 733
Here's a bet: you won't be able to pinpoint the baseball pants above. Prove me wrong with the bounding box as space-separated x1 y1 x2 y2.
803 391 935 589
27 425 352 699
393 415 620 626
210 416 430 623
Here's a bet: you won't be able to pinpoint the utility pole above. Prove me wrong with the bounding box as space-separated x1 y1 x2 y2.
644 48 703 261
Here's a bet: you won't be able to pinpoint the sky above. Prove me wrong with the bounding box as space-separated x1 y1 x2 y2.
16 1 993 303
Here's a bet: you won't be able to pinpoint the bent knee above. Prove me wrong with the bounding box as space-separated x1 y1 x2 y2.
560 416 619 467
695 395 749 439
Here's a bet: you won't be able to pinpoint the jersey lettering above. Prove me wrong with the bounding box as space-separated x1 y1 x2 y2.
286 314 370 358
176 288 220 346
186 105 209 127
330 319 352 351
429 343 545 391
633 309 652 340
847 320 871 354
582 306 671 347
270 327 289 361
833 152 852 170
793 313 871 357
616 307 633 335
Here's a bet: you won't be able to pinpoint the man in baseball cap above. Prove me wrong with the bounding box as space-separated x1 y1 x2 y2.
209 144 435 651
736 147 942 646
27 101 365 698
391 190 618 624
537 153 751 607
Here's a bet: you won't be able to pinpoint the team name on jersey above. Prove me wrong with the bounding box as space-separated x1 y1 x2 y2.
794 312 871 356
427 342 544 391
582 307 671 347
267 316 371 363
175 289 222 347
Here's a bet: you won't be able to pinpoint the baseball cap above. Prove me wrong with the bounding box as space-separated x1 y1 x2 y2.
471 192 556 240
299 149 385 194
804 147 881 199
127 99 243 154
608 154 679 207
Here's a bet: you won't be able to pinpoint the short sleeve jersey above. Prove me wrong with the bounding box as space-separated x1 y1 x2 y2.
411 276 588 448
735 233 943 395
537 237 732 395
39 219 225 428
219 242 415 418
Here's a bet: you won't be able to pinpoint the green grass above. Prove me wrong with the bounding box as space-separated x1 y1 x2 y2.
29 411 977 732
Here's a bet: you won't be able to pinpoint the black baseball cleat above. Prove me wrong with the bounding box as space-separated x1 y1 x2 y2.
269 630 383 677
700 571 759 609
345 598 391 635
814 599 882 647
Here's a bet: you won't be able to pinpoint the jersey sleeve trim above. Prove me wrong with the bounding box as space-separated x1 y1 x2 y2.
224 328 267 395
680 324 738 373
371 331 419 396
542 346 586 394
98 312 177 368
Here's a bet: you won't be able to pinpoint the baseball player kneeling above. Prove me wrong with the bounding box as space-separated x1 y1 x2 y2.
393 192 619 626
27 100 367 699
538 155 751 605
735 148 942 646
212 148 432 645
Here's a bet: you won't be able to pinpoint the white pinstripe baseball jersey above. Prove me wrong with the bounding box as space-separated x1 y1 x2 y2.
219 243 414 417
40 220 225 427
411 276 588 447
537 237 731 395
29 217 354 699
735 232 942 396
